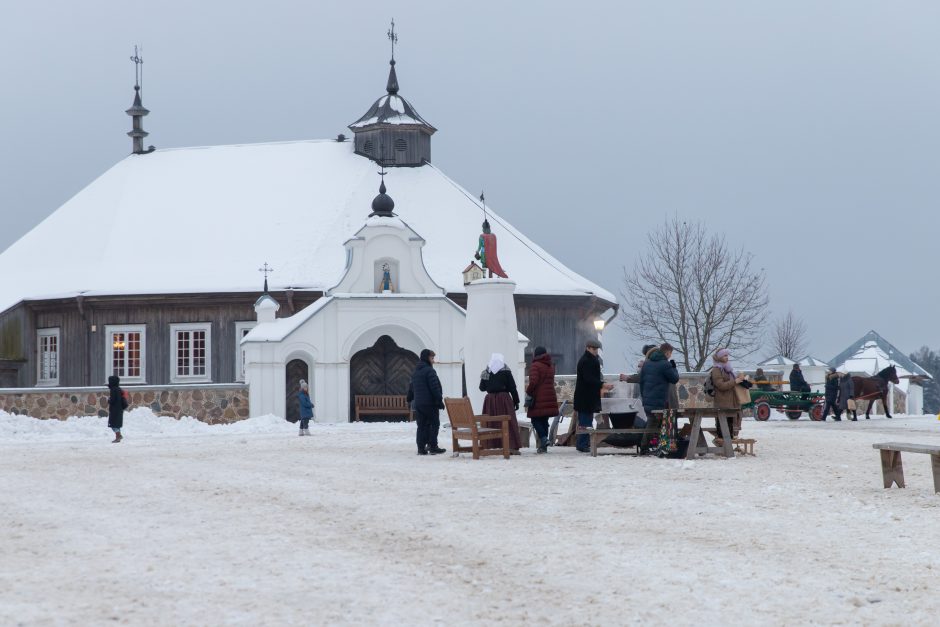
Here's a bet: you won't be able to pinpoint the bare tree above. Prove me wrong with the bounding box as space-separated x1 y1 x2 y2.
620 218 769 371
770 310 808 359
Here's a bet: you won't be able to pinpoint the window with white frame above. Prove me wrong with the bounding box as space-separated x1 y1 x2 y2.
170 323 212 383
235 322 256 382
37 328 60 386
106 325 146 383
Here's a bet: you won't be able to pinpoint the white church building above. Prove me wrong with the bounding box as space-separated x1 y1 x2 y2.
242 182 528 421
0 38 617 423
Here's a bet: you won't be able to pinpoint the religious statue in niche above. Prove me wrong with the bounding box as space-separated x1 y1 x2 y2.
378 263 395 293
474 220 508 278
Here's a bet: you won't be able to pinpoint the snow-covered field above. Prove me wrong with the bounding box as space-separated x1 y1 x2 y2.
3 410 940 626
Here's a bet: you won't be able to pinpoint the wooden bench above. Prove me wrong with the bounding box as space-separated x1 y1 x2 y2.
354 395 413 422
444 397 510 460
585 425 659 456
715 437 756 456
872 442 940 493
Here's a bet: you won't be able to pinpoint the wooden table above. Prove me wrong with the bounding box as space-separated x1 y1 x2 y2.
584 397 655 457
653 407 740 459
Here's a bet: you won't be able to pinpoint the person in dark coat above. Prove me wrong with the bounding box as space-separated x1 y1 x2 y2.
297 379 314 436
789 364 811 394
480 353 522 452
838 372 856 421
639 344 680 416
406 349 446 455
573 339 611 452
525 346 559 454
821 367 842 421
107 375 128 443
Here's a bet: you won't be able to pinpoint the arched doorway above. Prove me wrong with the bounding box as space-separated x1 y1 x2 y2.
285 359 309 423
349 335 418 422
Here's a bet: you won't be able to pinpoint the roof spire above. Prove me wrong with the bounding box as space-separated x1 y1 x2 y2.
386 19 399 94
125 45 155 155
258 262 274 293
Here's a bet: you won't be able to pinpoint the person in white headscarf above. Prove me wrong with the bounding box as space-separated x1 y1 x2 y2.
479 352 522 452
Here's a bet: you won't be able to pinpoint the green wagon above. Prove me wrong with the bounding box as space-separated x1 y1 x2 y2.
746 389 825 421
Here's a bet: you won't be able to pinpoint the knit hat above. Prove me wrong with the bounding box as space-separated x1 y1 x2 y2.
533 346 547 357
299 379 308 390
641 344 656 356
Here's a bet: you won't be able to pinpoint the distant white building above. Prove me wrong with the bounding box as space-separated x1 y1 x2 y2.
757 354 830 392
829 330 932 415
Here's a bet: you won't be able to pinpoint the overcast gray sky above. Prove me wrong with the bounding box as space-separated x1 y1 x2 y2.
1 0 937 372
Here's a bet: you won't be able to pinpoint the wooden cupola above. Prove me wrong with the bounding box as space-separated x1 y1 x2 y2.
348 24 436 167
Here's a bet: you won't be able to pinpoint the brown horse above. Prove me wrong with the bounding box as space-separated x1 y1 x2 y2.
850 365 900 419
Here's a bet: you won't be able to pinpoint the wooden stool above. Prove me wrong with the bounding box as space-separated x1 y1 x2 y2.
714 438 756 456
733 438 756 456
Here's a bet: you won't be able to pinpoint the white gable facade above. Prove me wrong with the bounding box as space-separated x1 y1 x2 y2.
242 209 526 422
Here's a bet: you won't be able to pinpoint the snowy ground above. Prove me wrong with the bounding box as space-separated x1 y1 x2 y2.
2 410 940 626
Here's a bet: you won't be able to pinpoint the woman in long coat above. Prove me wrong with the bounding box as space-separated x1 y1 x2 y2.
526 346 559 454
479 353 522 452
710 348 744 437
107 375 127 443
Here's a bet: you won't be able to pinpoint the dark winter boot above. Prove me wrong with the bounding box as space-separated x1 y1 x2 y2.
112 433 122 443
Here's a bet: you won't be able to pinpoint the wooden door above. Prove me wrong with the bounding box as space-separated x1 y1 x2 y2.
349 335 418 422
285 359 309 423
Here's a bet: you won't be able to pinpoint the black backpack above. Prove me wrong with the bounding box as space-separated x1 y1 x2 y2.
703 369 716 397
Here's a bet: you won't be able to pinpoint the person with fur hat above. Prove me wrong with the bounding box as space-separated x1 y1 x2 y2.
526 346 559 453
407 349 446 455
821 366 842 421
297 379 314 436
839 371 857 421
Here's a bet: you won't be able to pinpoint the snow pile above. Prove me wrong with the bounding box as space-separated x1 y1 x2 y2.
0 408 295 442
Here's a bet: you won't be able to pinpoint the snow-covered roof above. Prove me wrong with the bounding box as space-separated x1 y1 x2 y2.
797 355 830 367
758 355 796 367
348 62 435 132
0 140 615 313
348 94 433 130
830 331 931 379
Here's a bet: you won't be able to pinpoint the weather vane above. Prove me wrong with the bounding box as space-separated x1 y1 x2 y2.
258 262 274 292
387 19 398 61
130 45 143 89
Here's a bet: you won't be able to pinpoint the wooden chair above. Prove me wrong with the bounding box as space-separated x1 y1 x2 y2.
443 397 511 460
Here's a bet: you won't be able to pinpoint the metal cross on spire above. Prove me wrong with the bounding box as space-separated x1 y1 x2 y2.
258 262 274 293
387 19 398 61
130 45 143 89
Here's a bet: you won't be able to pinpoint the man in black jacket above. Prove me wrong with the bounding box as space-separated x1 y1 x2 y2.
788 364 811 394
407 349 447 455
573 339 611 452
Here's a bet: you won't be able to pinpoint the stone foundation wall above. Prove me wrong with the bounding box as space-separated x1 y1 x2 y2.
0 384 249 424
552 372 714 409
